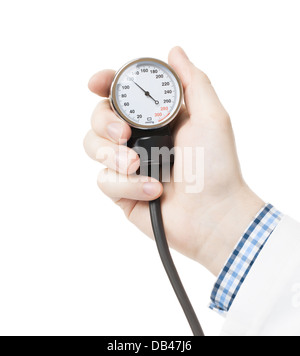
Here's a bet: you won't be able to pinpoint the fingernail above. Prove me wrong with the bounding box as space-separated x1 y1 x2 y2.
143 182 161 197
107 123 124 142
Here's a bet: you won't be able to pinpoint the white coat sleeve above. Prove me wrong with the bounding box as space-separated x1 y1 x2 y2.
221 216 300 336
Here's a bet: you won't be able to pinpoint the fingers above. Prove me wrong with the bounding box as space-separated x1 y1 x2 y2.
84 130 140 175
88 70 131 144
168 47 229 124
86 69 137 174
98 169 163 202
87 67 163 204
88 69 116 97
91 100 131 144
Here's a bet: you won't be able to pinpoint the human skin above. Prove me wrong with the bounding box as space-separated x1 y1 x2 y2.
83 47 264 277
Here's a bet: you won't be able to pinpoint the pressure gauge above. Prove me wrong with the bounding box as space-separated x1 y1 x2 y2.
110 58 183 130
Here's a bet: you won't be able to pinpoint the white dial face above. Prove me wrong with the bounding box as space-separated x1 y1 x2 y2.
111 59 182 129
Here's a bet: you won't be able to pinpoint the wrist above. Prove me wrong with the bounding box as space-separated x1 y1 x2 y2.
196 185 265 276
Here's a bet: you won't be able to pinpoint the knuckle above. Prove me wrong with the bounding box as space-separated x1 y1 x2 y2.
83 130 93 152
223 112 231 123
90 100 110 130
90 110 101 132
196 69 211 84
217 109 231 123
96 99 110 110
208 111 231 127
97 169 109 190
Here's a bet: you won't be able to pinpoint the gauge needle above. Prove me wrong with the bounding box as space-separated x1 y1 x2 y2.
132 80 159 105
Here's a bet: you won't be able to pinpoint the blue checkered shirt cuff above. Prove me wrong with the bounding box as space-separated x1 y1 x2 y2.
209 203 283 315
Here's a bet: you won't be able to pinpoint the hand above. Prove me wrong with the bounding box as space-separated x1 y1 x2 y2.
84 47 264 276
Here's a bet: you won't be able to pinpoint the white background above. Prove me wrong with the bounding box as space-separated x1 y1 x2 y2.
0 0 299 336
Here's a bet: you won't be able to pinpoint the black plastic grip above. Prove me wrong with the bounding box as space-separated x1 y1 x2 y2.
128 126 174 180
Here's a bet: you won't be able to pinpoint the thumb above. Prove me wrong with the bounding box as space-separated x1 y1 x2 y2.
168 47 228 123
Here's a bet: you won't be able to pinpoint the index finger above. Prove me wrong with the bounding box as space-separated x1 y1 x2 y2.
88 69 116 97
88 70 132 143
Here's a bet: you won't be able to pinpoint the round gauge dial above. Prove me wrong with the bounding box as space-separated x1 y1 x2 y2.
110 58 183 129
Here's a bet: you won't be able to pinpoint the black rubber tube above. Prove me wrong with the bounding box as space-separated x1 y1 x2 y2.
149 198 204 337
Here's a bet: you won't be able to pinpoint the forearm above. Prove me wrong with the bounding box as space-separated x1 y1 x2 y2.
197 184 265 276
